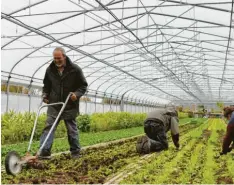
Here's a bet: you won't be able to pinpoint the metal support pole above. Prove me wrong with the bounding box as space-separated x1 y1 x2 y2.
6 76 11 112
94 90 97 113
103 93 105 113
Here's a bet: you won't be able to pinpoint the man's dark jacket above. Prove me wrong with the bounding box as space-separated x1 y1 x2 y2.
42 56 88 120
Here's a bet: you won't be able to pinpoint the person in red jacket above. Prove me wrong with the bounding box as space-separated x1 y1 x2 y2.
220 107 234 155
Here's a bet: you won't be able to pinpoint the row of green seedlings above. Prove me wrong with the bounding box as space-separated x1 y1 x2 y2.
2 122 202 184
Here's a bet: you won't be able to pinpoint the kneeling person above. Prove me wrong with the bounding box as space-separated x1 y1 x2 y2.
136 108 180 154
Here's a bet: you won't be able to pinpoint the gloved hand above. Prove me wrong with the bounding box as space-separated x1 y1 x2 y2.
172 134 179 149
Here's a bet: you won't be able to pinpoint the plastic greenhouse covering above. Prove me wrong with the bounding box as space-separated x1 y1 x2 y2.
1 0 234 113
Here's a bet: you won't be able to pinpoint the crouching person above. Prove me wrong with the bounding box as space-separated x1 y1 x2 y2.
220 107 234 155
136 108 180 154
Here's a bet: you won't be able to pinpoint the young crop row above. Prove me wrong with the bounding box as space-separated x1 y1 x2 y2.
1 120 203 184
1 111 198 145
1 111 146 144
1 117 199 164
119 118 234 184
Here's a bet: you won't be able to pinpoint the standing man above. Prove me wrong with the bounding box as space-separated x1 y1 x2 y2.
136 107 180 154
39 47 88 159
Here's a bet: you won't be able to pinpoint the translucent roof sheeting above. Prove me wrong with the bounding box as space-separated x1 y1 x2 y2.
1 0 234 105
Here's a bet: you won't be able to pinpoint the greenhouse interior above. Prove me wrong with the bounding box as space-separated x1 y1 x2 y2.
1 0 234 184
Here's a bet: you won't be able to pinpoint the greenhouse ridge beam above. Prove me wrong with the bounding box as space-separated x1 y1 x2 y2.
2 14 183 102
219 0 234 99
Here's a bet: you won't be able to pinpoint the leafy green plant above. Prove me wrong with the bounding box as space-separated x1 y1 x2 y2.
77 114 91 132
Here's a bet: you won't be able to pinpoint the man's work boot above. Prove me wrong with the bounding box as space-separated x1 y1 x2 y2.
71 151 80 159
38 150 51 160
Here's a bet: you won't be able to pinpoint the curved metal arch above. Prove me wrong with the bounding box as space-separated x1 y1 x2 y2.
88 59 199 102
116 83 180 106
87 59 158 93
115 77 189 102
90 69 182 101
128 88 161 103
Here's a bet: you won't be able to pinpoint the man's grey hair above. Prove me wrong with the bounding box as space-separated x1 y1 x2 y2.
53 47 66 56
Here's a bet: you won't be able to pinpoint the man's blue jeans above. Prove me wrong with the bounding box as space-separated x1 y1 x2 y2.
39 116 81 155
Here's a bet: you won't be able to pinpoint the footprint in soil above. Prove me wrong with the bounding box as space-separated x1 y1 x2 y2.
217 176 233 184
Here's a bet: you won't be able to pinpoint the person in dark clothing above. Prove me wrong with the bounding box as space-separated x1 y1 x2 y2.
220 107 234 155
136 107 180 154
39 47 88 159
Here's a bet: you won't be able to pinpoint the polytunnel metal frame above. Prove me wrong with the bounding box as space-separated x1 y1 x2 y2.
1 0 234 113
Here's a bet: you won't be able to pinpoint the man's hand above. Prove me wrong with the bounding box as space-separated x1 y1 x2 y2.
220 148 232 156
43 98 49 104
70 93 78 101
42 94 49 104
